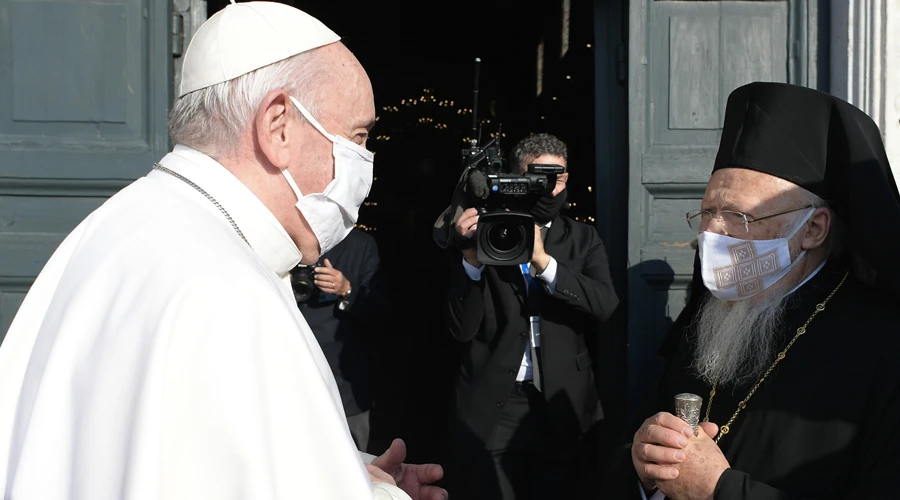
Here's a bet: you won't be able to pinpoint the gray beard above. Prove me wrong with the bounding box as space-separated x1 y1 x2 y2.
691 289 795 387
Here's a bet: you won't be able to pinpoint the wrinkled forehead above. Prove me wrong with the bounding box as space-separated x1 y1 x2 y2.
703 167 804 212
315 54 375 129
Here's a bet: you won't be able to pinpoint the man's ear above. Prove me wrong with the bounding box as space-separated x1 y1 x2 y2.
255 89 294 169
800 207 831 251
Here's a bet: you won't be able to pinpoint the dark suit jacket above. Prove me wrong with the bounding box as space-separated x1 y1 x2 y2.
445 215 619 461
298 228 390 416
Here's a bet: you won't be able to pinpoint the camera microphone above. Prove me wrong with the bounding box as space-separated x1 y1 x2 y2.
466 169 490 200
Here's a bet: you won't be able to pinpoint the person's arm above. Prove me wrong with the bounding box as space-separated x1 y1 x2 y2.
445 250 486 343
541 228 619 321
340 236 390 321
710 470 793 500
533 256 559 292
445 208 487 343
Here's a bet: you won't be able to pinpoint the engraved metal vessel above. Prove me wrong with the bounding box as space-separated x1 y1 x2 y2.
674 393 703 435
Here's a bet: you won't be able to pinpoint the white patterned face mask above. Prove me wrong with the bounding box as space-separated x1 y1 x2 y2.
697 209 814 301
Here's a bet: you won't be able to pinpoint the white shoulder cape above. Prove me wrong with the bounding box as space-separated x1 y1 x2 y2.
0 172 410 500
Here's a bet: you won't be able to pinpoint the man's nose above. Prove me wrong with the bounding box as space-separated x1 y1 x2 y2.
700 214 730 235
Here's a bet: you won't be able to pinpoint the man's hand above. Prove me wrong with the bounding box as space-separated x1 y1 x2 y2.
656 422 729 500
366 463 397 486
371 439 448 500
632 412 695 492
454 208 481 267
314 258 351 297
531 224 551 273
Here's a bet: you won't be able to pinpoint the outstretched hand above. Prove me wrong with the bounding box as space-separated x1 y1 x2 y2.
371 439 448 500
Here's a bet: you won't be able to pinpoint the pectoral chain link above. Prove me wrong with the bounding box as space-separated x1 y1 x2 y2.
703 271 849 443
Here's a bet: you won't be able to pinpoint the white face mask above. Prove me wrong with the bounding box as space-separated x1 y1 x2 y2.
282 96 374 255
698 208 814 301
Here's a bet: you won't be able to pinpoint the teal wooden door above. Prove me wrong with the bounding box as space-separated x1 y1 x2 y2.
0 0 172 341
626 0 826 417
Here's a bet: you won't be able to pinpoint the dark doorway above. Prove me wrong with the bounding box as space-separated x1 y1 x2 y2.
206 0 619 485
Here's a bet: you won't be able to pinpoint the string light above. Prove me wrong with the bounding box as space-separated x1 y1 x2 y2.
365 42 597 229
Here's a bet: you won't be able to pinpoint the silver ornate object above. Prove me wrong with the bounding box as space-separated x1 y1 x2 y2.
674 393 703 435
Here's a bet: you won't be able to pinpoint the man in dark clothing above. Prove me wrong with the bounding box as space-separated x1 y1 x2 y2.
619 82 900 500
443 133 619 499
292 227 389 452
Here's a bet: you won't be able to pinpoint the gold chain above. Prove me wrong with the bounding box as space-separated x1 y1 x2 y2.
703 271 848 443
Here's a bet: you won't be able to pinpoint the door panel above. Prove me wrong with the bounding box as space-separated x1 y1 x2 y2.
626 0 823 417
0 0 172 342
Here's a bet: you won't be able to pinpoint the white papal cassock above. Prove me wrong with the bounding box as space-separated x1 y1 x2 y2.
0 145 409 500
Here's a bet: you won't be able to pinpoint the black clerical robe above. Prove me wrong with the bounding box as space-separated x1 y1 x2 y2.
624 261 900 499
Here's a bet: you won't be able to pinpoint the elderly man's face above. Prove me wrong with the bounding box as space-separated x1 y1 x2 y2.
290 44 376 197
280 43 376 263
520 154 568 196
700 167 807 240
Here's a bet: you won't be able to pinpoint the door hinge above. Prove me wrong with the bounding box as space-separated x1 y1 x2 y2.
172 12 185 57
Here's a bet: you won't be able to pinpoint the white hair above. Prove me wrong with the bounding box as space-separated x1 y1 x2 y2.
168 49 330 158
691 284 795 387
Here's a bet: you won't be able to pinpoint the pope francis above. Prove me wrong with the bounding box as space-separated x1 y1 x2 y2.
0 2 445 499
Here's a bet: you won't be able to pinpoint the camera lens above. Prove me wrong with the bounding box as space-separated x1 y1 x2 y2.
487 223 524 254
290 266 316 303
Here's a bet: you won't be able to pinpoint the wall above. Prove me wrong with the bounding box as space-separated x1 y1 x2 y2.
831 0 900 177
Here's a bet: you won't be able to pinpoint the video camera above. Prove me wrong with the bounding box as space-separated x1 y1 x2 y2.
432 58 564 266
452 142 564 266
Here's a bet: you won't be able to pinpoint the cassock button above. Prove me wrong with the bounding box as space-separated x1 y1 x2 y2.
496 401 505 408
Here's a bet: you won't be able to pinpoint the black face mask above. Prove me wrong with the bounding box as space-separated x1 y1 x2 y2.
528 188 568 225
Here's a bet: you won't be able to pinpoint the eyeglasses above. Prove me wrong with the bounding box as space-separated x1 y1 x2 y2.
685 205 813 234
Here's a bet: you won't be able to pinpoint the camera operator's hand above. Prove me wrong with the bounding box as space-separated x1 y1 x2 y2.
531 224 552 273
455 207 482 267
314 258 351 297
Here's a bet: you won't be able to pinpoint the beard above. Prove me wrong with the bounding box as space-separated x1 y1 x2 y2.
691 288 797 387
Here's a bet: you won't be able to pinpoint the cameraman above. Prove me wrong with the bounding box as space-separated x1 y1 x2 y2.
444 133 619 500
292 227 389 453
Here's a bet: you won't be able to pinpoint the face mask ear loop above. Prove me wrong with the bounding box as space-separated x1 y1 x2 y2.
786 207 817 240
779 208 816 276
289 96 334 141
281 168 304 200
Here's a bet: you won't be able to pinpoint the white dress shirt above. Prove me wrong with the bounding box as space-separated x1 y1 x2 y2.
461 221 558 382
